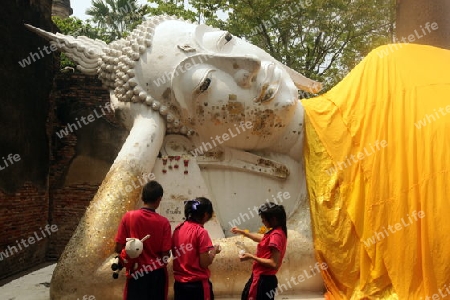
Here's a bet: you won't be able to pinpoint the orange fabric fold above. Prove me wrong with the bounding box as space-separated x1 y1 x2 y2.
303 44 450 299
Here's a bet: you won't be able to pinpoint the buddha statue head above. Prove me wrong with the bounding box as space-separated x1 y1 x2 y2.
27 15 321 152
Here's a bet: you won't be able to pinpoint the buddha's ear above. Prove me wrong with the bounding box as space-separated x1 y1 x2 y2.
281 64 323 94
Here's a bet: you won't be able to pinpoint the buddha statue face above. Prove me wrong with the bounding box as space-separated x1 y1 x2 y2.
130 19 319 152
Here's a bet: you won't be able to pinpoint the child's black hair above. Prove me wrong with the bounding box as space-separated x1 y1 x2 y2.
258 202 288 237
142 181 163 203
184 197 213 223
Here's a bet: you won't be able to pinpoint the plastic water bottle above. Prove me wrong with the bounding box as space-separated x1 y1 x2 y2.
235 241 248 257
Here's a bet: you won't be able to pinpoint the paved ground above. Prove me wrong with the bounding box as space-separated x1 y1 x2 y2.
0 263 54 300
0 263 325 300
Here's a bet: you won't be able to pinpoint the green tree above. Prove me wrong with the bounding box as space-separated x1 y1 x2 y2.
184 0 395 92
145 0 197 21
86 0 148 40
52 16 109 41
52 16 109 69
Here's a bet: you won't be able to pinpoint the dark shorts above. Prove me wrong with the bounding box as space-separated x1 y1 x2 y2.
241 274 278 300
174 280 214 300
126 267 168 300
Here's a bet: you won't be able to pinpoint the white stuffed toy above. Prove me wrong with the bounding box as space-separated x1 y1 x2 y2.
125 234 151 259
112 234 150 279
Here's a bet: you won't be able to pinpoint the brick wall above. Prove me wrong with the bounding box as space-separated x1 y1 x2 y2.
0 0 128 281
47 72 127 259
0 184 49 279
0 72 127 280
0 0 54 280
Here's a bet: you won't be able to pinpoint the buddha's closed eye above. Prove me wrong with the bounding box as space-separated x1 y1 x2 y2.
198 78 211 92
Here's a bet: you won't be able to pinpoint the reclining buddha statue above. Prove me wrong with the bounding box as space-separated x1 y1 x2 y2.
27 14 450 300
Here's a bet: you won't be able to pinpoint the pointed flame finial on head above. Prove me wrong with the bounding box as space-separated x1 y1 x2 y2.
24 23 107 75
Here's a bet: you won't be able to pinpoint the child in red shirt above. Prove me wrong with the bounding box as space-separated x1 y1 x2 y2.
115 181 171 300
172 197 221 300
231 202 287 300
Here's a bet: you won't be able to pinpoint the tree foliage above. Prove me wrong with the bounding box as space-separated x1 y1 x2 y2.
53 0 148 69
149 0 395 91
146 0 197 21
86 0 148 40
55 0 395 89
52 16 110 69
52 16 109 40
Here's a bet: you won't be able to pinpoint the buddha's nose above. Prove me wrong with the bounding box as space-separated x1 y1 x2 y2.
230 54 261 88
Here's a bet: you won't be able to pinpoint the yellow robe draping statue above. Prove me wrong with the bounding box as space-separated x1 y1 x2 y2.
303 43 450 299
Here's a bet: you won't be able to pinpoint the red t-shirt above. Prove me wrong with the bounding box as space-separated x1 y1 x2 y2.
252 227 287 276
115 208 171 274
172 221 214 282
